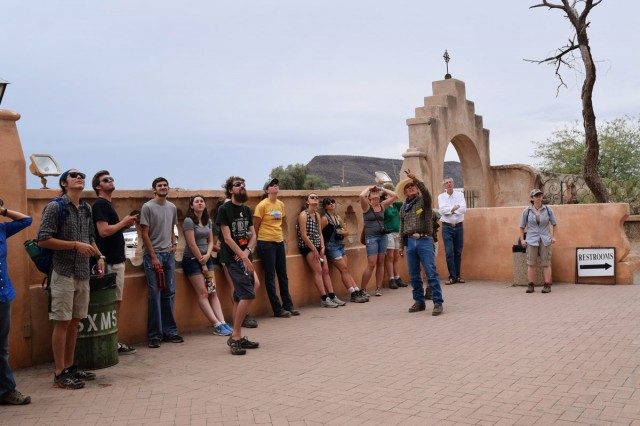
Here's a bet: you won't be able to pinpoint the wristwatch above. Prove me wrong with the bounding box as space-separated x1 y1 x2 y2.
248 247 254 254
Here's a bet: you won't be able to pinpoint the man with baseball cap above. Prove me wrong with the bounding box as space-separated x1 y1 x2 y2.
37 169 105 389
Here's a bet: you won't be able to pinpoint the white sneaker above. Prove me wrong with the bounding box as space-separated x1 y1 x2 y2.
321 298 339 308
331 296 346 306
375 288 382 297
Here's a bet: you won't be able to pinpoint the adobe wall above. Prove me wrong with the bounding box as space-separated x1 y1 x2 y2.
11 189 637 369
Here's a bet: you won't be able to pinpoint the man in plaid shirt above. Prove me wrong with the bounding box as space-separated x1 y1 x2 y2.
37 169 105 389
398 169 444 316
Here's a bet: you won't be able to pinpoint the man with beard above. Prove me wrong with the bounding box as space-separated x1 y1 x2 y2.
217 176 261 355
397 169 444 316
91 170 138 355
140 177 182 349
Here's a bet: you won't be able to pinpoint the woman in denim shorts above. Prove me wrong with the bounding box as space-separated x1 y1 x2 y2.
359 185 398 297
182 195 232 336
320 198 368 303
296 194 346 308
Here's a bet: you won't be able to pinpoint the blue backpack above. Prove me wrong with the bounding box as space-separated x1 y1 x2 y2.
25 198 65 281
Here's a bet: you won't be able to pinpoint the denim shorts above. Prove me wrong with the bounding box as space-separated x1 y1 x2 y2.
325 242 346 261
365 234 388 256
182 256 214 276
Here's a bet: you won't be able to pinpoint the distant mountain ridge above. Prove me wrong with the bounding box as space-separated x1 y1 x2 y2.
308 155 463 187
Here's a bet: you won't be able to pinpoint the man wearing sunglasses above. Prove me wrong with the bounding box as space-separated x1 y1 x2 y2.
217 176 261 355
37 169 105 389
140 177 182 349
91 170 138 355
397 169 444 316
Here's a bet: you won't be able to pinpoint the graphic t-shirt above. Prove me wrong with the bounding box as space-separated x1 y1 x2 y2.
254 198 285 242
216 202 253 265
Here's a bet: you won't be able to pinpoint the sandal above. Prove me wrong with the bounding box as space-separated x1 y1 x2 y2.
445 278 456 285
456 277 465 283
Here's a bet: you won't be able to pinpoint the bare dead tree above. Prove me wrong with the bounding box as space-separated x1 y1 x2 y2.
528 0 609 203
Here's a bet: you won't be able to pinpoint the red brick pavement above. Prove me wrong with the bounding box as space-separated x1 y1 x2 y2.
3 281 640 425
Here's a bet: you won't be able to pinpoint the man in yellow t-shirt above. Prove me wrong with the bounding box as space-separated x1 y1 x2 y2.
253 179 299 318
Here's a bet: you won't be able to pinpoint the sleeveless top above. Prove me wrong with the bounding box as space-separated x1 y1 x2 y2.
296 210 321 249
363 207 385 237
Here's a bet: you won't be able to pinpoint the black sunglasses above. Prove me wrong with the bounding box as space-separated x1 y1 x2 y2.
68 172 86 179
308 195 319 200
324 199 335 205
101 177 114 183
232 182 245 187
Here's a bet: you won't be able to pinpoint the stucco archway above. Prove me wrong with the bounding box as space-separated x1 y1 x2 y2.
400 78 494 207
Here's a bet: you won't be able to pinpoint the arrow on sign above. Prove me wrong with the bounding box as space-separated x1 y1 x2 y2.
579 263 612 270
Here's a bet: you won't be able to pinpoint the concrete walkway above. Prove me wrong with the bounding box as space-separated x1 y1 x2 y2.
4 281 640 425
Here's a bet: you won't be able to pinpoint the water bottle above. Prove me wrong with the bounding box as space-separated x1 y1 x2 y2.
24 240 40 259
205 273 216 294
156 267 166 292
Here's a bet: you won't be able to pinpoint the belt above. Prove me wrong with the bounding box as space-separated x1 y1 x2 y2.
410 233 431 239
442 222 463 228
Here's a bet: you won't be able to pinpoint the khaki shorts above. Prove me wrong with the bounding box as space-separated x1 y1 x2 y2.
526 242 552 266
109 262 126 301
386 232 401 250
49 270 90 321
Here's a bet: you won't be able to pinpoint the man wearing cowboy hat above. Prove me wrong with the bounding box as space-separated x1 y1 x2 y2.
397 170 444 316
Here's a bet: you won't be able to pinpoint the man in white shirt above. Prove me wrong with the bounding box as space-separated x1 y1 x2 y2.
438 177 467 285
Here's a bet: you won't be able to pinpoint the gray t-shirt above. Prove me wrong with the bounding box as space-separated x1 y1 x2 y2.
140 199 177 255
182 217 211 259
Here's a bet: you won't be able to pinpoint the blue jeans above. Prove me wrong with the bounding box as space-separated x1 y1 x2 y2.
405 237 443 305
365 234 388 256
0 301 16 398
257 241 294 314
143 253 178 340
442 224 464 279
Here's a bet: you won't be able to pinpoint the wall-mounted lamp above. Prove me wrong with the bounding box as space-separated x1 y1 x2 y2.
374 171 393 185
0 79 9 106
29 154 61 189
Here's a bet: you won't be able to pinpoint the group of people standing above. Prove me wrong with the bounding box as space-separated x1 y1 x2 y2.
0 167 557 402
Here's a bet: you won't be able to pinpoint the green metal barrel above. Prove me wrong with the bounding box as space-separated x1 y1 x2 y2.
75 273 119 369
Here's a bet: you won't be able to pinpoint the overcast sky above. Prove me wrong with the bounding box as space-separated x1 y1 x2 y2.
2 1 638 190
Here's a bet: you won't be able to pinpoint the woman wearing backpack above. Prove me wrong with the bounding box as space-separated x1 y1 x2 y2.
519 189 558 294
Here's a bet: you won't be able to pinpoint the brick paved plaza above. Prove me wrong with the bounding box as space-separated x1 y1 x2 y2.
3 281 640 425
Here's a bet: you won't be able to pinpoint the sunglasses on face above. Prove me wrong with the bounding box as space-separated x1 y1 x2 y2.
68 172 86 179
405 183 416 189
101 177 114 183
233 182 245 188
325 199 335 205
308 195 319 200
269 183 279 187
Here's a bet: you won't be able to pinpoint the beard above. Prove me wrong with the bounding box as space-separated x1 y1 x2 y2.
235 191 248 203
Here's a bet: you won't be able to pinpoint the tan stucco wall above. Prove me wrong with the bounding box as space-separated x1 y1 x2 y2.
12 189 637 369
3 104 640 371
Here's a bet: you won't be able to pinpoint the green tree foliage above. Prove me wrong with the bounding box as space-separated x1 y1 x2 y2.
269 163 329 190
533 116 640 182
